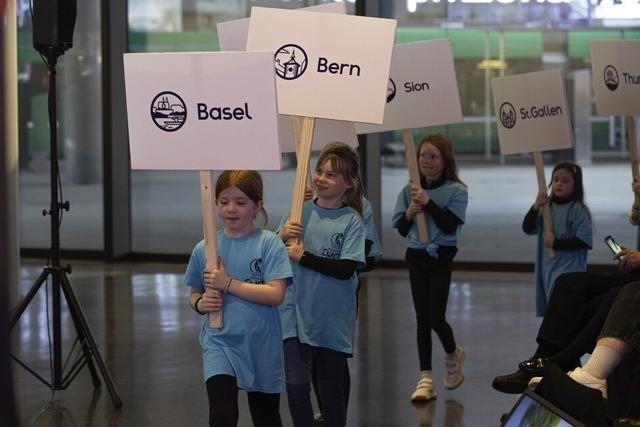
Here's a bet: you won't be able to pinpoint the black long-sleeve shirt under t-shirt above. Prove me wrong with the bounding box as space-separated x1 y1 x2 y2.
299 239 375 279
521 202 590 251
397 177 463 238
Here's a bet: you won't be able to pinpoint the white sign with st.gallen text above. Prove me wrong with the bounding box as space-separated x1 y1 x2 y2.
123 52 281 170
590 40 640 116
356 39 463 134
491 69 573 156
216 3 358 152
246 7 396 124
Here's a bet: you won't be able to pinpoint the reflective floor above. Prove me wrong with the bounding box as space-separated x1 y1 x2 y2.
12 262 542 426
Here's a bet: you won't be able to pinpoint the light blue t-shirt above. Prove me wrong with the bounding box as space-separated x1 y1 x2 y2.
279 201 365 355
183 229 293 393
362 197 382 258
392 180 468 256
525 200 593 316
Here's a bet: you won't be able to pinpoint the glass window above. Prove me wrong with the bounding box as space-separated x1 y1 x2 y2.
18 0 104 250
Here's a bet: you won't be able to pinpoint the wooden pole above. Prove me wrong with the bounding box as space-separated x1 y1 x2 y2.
291 116 314 194
401 129 429 243
626 116 640 206
289 117 315 225
199 171 222 328
533 152 555 259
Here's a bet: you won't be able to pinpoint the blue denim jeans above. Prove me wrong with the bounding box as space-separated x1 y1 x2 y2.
283 337 347 427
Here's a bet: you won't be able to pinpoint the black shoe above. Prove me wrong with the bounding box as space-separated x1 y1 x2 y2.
518 357 547 377
492 369 532 394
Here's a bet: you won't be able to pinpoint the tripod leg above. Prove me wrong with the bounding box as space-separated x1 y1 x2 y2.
61 279 102 389
59 272 123 408
10 269 50 329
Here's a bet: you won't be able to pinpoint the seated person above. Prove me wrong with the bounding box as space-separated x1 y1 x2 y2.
493 247 640 394
529 280 640 400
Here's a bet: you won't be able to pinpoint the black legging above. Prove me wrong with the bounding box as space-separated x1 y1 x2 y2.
406 247 457 371
205 375 282 427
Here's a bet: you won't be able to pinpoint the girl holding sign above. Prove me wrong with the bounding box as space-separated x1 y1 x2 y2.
392 134 468 402
522 162 593 317
278 142 365 427
184 170 292 427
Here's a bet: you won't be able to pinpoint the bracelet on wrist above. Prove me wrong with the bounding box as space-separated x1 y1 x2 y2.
193 296 205 315
224 277 233 294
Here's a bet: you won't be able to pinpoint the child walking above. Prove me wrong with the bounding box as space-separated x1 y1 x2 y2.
523 161 593 316
392 134 468 402
278 142 366 427
184 170 293 427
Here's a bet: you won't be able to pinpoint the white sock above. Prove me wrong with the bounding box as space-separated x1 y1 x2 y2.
420 370 433 379
583 345 622 380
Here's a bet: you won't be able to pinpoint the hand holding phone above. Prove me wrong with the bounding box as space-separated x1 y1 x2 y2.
604 235 622 256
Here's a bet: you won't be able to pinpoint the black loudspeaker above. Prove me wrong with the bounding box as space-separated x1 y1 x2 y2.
32 0 77 55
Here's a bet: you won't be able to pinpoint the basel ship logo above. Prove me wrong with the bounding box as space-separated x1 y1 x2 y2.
274 44 308 80
386 78 397 103
150 91 187 132
499 102 517 129
604 65 619 91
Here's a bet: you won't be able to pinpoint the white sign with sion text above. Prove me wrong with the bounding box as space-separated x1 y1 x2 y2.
357 39 463 134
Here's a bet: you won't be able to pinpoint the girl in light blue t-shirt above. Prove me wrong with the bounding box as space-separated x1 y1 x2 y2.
392 134 468 403
278 142 365 427
184 170 292 427
522 162 593 317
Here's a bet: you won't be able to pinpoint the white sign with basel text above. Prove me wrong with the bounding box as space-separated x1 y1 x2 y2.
590 40 640 116
492 69 573 156
356 39 463 134
216 3 358 152
124 52 281 170
246 7 396 124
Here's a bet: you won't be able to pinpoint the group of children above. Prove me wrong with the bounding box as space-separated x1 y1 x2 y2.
184 135 600 427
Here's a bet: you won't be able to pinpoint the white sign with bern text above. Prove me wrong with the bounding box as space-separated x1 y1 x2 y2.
492 69 573 156
216 4 357 152
246 7 396 124
124 52 281 170
590 40 640 116
357 39 463 134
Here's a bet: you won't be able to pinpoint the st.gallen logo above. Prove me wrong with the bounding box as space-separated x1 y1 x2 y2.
274 44 308 80
150 91 187 132
499 102 517 129
386 78 397 103
604 65 619 91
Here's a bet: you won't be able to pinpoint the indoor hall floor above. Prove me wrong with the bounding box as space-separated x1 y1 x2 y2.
11 261 542 427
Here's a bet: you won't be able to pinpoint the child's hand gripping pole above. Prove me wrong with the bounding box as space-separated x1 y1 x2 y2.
533 152 555 259
626 117 640 208
200 171 223 328
402 129 429 243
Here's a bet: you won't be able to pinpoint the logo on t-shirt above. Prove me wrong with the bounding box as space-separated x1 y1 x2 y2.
245 258 263 284
321 233 344 259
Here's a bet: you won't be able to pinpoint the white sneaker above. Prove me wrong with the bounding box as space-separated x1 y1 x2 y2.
444 347 465 390
569 367 608 399
411 375 437 401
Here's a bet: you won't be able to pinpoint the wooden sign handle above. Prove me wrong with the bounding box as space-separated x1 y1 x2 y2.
199 171 222 328
626 116 640 207
402 129 429 243
289 117 315 225
533 152 555 259
291 116 314 194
